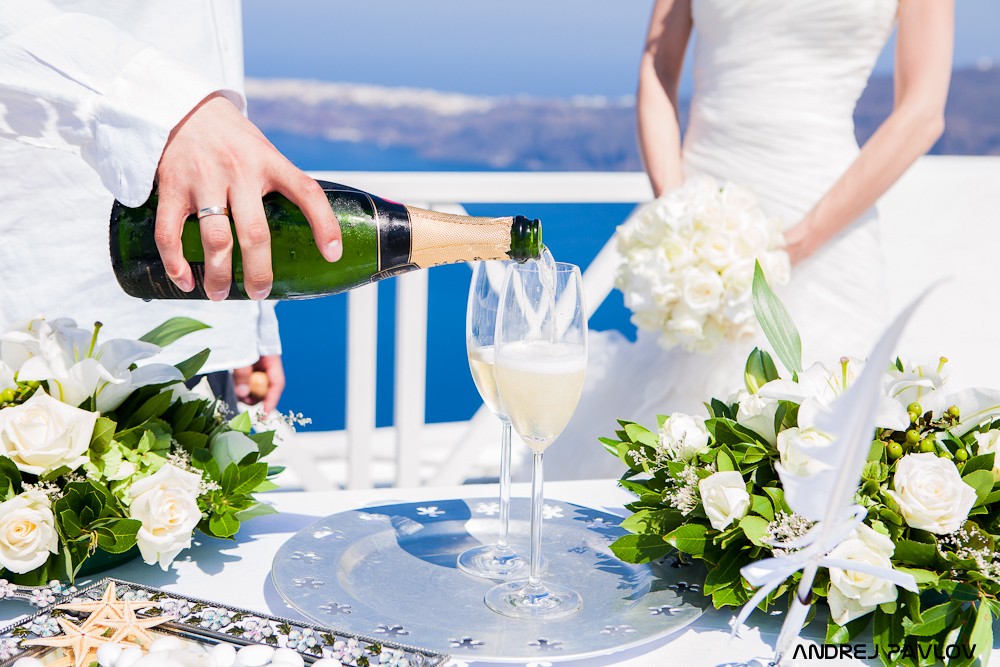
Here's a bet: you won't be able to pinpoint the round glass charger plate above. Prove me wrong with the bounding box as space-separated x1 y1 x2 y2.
272 498 707 662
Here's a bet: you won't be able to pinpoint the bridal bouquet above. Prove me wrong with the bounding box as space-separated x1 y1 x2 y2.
616 175 789 353
0 317 280 586
604 276 1000 667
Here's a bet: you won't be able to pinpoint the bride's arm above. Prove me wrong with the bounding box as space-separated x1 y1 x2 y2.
784 0 954 265
637 0 692 198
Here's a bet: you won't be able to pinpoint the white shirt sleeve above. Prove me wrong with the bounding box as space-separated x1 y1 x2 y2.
256 302 283 357
0 0 246 206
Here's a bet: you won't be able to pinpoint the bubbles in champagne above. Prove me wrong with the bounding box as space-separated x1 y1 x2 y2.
534 246 559 342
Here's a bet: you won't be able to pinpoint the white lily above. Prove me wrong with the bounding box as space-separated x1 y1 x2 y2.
883 359 948 418
759 358 909 431
2 319 182 412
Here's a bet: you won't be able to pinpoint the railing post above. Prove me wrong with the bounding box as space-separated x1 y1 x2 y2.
346 282 378 490
394 269 428 487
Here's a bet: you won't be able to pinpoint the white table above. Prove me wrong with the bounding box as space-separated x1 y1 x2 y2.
0 480 947 666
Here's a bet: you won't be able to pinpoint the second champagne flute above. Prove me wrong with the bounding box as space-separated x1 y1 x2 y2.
457 260 534 579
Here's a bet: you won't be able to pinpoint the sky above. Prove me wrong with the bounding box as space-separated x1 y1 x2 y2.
243 0 1000 99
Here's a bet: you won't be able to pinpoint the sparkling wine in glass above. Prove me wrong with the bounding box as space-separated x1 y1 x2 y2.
457 261 534 579
485 259 587 619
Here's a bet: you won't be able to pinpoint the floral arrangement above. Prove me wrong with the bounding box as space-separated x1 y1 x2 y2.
604 271 1000 667
615 175 790 353
0 316 281 585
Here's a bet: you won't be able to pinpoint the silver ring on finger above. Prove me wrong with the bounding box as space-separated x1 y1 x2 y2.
197 206 230 219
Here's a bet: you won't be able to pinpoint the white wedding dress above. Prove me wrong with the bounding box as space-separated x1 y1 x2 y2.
532 0 899 481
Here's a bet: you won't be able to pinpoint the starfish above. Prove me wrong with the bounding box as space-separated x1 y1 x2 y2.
88 599 174 647
23 617 116 667
57 582 154 629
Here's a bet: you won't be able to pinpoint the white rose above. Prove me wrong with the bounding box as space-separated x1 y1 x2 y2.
0 390 97 475
696 230 741 270
887 453 977 534
659 413 710 462
0 489 59 574
762 250 791 287
665 305 706 348
699 471 750 531
776 427 834 477
128 464 204 570
974 429 1000 482
210 431 259 472
734 390 780 445
826 524 899 626
681 267 724 314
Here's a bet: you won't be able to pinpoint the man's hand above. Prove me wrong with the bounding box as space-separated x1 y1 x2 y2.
233 354 285 414
155 93 342 300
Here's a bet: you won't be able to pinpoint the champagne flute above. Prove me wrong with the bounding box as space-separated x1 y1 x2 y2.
457 260 534 579
485 260 587 619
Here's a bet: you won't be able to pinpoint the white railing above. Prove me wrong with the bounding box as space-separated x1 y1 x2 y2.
279 156 1000 490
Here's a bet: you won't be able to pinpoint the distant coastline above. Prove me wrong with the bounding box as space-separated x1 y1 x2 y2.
248 66 999 174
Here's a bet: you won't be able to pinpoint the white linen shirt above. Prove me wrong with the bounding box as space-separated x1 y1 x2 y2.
0 0 281 372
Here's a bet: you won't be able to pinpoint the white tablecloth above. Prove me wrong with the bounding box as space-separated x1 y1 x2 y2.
1 480 985 666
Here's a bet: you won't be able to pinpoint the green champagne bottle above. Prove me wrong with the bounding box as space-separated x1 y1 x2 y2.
110 180 542 300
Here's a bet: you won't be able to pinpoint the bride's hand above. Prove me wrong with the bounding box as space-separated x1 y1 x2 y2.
782 219 823 266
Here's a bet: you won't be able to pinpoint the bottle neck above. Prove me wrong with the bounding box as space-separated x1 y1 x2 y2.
403 206 541 268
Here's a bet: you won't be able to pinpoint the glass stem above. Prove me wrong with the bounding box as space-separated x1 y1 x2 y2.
496 420 512 553
529 450 544 588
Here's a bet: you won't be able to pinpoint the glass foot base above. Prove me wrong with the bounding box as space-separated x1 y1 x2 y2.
457 544 544 580
484 580 582 619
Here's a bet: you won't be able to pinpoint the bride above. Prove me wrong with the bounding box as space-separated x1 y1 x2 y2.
535 0 954 481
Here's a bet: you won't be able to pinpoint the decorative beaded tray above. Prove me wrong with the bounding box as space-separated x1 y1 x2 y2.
0 578 448 667
272 498 708 662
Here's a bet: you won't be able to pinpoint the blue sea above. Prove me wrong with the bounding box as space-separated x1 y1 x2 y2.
266 131 638 430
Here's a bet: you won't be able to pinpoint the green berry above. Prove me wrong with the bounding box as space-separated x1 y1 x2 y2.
939 450 954 460
919 439 935 453
907 402 922 415
955 449 969 462
909 411 920 424
947 406 960 419
0 388 14 403
887 442 904 460
905 430 921 445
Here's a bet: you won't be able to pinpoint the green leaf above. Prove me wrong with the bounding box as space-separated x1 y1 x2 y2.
229 411 253 434
895 566 939 586
235 503 280 522
175 431 209 452
826 613 871 644
253 480 281 493
127 391 173 429
609 534 672 564
619 509 685 536
232 462 269 496
740 515 770 547
704 546 747 593
969 600 993 667
961 469 994 506
751 494 774 521
624 422 659 448
90 417 117 452
171 400 200 433
176 349 211 382
903 601 961 636
751 260 802 373
893 540 938 567
139 317 210 347
716 446 737 473
95 519 142 554
962 452 995 477
207 511 240 539
249 431 277 458
0 455 23 498
664 523 711 556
